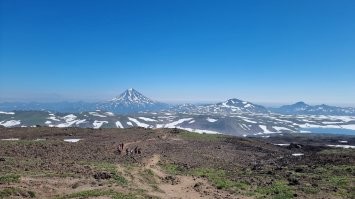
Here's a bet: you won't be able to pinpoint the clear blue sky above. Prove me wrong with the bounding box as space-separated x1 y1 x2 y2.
1 0 355 105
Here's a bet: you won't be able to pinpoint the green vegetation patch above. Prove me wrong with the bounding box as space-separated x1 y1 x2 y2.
191 168 248 191
56 189 137 199
91 162 128 185
0 188 35 199
161 163 185 175
0 174 20 183
256 181 294 199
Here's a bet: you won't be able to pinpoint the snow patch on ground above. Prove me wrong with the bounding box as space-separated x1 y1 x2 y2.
48 115 60 121
64 139 81 143
292 153 304 157
164 118 193 128
127 122 133 126
327 145 355 149
128 118 150 128
89 112 107 118
0 111 15 115
273 126 291 132
156 124 164 128
105 112 115 116
93 120 108 129
63 114 77 122
206 117 218 123
1 138 19 141
274 144 290 146
259 125 276 134
115 121 124 128
0 120 21 127
177 127 220 134
138 117 157 122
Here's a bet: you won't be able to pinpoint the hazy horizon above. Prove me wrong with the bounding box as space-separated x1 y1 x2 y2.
0 88 354 108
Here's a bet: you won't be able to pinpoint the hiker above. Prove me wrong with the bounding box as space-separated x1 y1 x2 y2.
117 146 122 155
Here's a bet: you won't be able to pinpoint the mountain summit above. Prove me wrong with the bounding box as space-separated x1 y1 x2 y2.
110 88 156 106
99 88 168 113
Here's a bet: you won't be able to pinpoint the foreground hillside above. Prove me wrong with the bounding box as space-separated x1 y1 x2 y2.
0 127 354 199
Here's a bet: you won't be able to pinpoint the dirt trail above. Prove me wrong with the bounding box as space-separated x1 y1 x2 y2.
141 154 239 199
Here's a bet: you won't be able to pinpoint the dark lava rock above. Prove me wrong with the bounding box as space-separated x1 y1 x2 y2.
287 143 303 149
288 177 300 186
93 172 112 180
0 157 5 162
163 175 180 185
193 182 204 192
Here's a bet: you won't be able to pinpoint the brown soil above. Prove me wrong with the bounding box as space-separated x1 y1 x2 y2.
0 127 354 199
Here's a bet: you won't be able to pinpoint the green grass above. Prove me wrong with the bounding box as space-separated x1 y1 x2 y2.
140 169 156 185
0 188 35 199
191 168 248 191
56 189 137 199
0 174 20 183
179 131 222 141
161 163 185 175
256 181 294 199
90 162 128 185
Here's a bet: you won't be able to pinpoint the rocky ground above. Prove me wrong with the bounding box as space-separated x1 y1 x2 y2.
0 127 354 199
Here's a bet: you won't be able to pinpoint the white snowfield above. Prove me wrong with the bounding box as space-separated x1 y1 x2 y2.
63 114 77 121
105 112 115 116
327 145 355 149
93 120 108 129
57 119 86 128
177 127 220 134
128 117 150 128
292 153 304 157
259 125 275 134
48 114 61 121
115 121 124 128
1 138 20 141
89 112 107 118
64 139 81 143
274 144 290 146
164 118 193 128
0 111 15 115
207 117 218 122
138 117 157 122
299 123 355 130
0 120 21 127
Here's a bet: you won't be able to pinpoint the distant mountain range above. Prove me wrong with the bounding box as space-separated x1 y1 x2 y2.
271 101 355 116
0 89 354 116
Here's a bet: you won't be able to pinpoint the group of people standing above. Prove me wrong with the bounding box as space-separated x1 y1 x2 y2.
117 143 142 156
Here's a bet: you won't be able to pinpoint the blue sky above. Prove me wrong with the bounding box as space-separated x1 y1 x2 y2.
1 0 355 105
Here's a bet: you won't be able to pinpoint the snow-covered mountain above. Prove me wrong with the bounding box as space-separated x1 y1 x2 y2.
272 102 355 116
98 88 169 114
170 98 269 115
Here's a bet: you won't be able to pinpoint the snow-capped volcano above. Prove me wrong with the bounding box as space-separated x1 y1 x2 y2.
110 88 156 106
169 98 269 114
210 98 269 114
98 89 168 113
